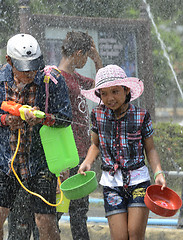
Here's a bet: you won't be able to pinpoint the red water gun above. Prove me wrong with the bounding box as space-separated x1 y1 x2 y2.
1 101 45 120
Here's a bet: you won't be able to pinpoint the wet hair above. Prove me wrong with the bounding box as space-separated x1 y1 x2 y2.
124 92 131 103
94 86 131 103
95 90 101 98
123 86 131 103
61 31 92 57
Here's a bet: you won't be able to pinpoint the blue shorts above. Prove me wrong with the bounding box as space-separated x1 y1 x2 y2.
103 180 150 217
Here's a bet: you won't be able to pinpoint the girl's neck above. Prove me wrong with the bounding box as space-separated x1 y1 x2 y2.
114 103 129 119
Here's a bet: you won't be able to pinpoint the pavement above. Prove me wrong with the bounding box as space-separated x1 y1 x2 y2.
58 194 183 240
3 220 183 240
58 223 183 240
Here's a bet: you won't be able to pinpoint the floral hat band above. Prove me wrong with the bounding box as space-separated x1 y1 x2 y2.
81 64 144 104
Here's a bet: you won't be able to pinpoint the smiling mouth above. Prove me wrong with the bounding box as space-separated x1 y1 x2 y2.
108 102 116 107
107 104 118 111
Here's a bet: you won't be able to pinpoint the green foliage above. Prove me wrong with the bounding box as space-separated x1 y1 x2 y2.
153 122 183 170
30 0 63 15
147 0 183 24
151 24 183 107
28 0 183 22
30 0 141 18
1 0 183 109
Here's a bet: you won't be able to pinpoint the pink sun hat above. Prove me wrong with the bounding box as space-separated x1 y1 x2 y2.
81 65 144 103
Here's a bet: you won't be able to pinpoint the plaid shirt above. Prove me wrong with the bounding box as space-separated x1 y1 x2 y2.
0 64 72 178
5 81 37 179
91 104 154 174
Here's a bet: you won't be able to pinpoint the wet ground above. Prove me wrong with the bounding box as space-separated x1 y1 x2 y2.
3 191 181 239
61 190 180 231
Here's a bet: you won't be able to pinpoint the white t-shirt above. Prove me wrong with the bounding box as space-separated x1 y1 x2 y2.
99 165 150 187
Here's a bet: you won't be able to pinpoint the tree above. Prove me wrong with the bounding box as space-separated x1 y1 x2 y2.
152 26 183 109
1 0 183 110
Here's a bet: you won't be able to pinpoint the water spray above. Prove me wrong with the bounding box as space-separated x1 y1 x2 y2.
142 0 183 100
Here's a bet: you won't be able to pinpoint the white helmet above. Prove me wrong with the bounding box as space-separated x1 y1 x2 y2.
7 33 45 71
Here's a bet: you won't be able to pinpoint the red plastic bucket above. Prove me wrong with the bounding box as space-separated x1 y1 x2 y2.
144 185 182 217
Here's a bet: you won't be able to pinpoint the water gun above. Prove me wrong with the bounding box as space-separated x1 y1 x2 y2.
1 101 45 120
1 101 63 207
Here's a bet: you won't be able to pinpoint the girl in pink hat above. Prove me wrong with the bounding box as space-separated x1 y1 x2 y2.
79 65 166 240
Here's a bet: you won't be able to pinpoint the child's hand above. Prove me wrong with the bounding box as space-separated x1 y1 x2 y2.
23 107 42 126
78 162 91 176
88 41 98 60
6 114 24 130
88 40 102 71
60 170 70 182
56 170 70 194
155 173 167 190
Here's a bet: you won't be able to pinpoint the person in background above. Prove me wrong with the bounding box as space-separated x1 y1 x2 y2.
57 31 102 240
0 33 72 240
78 65 166 240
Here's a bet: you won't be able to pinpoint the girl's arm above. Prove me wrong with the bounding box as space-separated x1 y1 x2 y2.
144 135 166 189
78 131 100 175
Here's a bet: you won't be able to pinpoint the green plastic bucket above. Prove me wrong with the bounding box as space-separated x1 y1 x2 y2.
56 192 70 213
60 171 98 200
40 125 79 177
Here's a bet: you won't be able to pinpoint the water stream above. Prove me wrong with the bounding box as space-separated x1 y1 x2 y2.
142 0 182 172
142 0 183 100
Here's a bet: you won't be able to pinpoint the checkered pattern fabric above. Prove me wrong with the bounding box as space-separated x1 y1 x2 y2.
5 81 37 179
91 104 154 174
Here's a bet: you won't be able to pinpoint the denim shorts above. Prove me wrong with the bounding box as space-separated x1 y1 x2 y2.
0 169 57 214
103 180 150 217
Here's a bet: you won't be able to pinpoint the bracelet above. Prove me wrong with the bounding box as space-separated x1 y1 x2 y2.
154 170 165 181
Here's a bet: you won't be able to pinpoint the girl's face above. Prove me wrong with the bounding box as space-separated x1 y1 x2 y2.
100 86 130 111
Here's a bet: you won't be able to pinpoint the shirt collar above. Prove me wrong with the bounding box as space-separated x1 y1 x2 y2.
102 104 132 120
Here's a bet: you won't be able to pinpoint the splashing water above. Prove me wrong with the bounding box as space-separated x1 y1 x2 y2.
142 0 182 172
142 0 183 100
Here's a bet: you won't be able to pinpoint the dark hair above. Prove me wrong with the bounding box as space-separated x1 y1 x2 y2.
125 92 131 103
95 90 101 98
61 31 92 57
123 86 131 103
